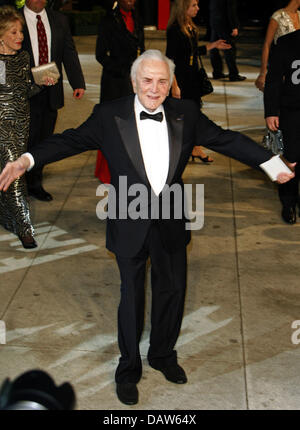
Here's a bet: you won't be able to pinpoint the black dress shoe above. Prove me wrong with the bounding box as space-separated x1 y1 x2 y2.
212 72 226 79
152 364 187 384
116 383 138 405
229 75 247 82
29 187 53 202
281 206 296 224
18 234 38 249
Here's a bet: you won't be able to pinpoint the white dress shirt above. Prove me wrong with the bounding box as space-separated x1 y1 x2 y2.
24 5 51 66
134 95 169 196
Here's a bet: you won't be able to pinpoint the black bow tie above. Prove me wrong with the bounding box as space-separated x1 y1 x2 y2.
140 111 163 122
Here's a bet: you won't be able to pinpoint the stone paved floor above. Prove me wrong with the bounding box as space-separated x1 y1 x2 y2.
1 32 300 411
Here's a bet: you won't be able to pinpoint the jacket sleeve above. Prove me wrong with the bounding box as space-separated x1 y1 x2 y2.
31 104 104 168
227 0 239 30
60 13 85 90
264 43 284 118
166 25 192 88
166 24 191 63
191 105 272 168
95 16 139 78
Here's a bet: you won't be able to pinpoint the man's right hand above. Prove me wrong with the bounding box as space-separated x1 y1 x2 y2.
0 155 30 192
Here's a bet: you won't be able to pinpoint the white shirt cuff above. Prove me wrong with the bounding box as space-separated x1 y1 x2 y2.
260 155 292 182
22 153 35 171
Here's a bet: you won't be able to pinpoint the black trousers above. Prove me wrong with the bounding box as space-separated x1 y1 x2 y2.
115 222 187 383
26 89 58 191
278 108 300 208
278 163 300 208
209 29 239 78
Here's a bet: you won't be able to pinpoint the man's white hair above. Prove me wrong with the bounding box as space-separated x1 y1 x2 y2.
131 49 175 88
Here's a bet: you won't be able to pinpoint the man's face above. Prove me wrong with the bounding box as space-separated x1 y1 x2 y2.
25 0 47 13
118 0 136 12
132 59 170 112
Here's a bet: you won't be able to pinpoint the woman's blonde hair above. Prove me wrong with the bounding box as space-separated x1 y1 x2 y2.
167 0 200 38
0 5 24 38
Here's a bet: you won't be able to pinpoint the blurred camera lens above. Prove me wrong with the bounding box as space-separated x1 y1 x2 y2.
0 370 75 410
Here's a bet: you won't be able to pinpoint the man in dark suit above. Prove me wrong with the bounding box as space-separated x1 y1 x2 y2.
22 0 86 202
0 50 293 406
209 0 246 81
96 0 145 103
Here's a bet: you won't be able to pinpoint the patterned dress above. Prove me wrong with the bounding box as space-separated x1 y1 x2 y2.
271 9 300 44
0 50 34 238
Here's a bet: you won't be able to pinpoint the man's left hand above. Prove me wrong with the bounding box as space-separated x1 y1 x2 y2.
276 171 295 183
276 162 296 183
73 89 85 99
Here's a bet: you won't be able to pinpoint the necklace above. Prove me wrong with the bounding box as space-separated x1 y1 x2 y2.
291 13 300 29
0 40 16 55
285 9 300 29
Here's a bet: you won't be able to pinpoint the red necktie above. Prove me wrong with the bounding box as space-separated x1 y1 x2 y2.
36 14 48 65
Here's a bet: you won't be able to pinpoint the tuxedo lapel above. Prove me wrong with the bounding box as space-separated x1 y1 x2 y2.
164 104 184 185
45 8 56 60
115 97 184 188
115 101 149 186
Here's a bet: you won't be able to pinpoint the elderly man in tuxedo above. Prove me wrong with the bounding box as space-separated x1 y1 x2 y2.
22 0 85 202
0 50 294 406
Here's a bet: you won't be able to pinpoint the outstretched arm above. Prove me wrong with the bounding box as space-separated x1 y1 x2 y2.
0 105 104 191
205 40 231 51
193 108 294 183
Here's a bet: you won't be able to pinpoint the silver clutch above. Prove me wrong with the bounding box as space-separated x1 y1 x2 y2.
31 62 60 85
262 129 284 155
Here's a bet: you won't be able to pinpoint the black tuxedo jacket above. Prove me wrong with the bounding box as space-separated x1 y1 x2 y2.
30 96 271 257
21 7 85 110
